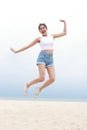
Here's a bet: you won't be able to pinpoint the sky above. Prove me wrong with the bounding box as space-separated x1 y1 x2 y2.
0 0 87 100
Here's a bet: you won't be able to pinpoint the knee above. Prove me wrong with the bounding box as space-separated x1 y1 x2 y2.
39 77 45 82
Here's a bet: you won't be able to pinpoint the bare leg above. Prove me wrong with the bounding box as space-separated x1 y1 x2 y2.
35 66 55 97
24 64 45 94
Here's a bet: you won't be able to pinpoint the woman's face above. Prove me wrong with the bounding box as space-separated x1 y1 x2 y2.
39 25 47 35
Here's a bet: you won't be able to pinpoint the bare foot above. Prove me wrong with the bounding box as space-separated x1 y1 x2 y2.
35 87 41 98
24 84 28 95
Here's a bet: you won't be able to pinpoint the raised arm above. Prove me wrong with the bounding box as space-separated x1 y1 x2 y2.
52 20 67 39
10 37 40 53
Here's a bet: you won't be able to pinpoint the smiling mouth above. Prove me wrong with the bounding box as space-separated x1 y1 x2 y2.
42 30 46 33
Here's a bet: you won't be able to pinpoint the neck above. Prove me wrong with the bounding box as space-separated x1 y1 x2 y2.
42 32 48 36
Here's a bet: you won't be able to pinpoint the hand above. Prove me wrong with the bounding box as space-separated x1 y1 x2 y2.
10 47 17 53
59 19 65 22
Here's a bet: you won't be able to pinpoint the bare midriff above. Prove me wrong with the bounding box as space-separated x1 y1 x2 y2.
43 49 53 54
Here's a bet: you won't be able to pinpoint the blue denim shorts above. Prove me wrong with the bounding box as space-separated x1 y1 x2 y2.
37 51 54 67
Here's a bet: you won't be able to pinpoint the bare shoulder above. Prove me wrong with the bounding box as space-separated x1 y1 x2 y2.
35 37 41 43
51 34 55 39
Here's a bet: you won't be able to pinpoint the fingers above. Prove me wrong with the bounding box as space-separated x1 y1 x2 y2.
59 19 65 22
10 47 16 53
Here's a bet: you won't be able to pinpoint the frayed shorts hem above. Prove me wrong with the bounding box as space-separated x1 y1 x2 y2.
37 62 54 67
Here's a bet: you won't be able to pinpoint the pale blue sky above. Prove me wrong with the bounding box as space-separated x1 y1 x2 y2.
0 0 87 99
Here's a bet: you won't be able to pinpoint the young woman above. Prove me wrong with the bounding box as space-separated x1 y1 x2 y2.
10 20 67 97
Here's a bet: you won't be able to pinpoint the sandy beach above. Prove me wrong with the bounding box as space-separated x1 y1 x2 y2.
0 99 87 130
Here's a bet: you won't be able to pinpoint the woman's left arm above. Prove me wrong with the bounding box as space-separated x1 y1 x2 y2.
52 20 67 39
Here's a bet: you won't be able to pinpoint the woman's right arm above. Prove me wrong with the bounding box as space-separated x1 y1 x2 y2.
52 20 67 39
10 37 40 53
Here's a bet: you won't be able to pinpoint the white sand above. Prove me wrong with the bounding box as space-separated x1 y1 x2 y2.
0 99 87 130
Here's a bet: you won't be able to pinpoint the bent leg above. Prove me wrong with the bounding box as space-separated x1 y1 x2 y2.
24 64 45 94
35 66 55 96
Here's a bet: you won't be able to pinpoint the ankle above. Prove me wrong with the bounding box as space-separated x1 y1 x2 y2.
26 83 29 88
39 87 42 92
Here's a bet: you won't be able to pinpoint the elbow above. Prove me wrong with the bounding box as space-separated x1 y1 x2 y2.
64 30 67 35
65 32 67 35
63 31 67 36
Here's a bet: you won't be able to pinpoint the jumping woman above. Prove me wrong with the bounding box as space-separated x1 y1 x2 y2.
10 20 67 97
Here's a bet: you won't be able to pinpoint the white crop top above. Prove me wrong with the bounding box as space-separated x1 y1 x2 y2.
39 35 54 50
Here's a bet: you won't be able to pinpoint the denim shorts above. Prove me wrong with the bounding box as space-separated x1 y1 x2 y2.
37 51 54 67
